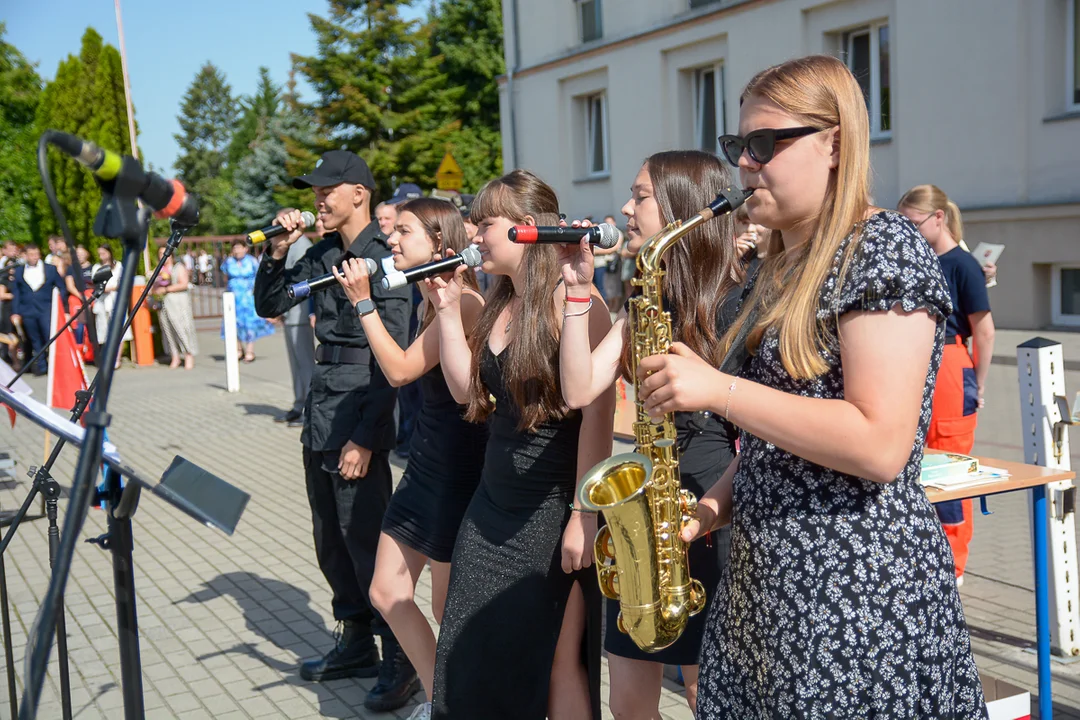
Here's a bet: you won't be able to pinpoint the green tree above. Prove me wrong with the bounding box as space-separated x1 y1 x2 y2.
175 62 237 233
0 23 45 246
429 0 504 130
233 121 288 227
35 28 136 253
271 71 321 212
383 1 505 193
227 66 281 169
296 0 436 198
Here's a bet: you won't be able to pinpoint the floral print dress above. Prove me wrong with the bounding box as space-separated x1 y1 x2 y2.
696 211 988 719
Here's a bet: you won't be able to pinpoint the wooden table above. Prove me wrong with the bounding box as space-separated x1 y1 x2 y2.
924 455 1076 503
926 454 1075 719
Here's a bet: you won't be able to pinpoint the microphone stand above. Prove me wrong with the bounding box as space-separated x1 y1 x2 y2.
0 286 106 720
17 212 191 720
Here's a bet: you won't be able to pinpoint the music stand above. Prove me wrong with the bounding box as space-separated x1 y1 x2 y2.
0 385 250 718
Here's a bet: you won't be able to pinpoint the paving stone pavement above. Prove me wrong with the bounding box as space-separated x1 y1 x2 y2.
0 329 694 720
3 327 1080 719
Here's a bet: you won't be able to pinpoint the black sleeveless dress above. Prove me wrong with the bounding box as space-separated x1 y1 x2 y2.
431 346 602 720
382 358 488 563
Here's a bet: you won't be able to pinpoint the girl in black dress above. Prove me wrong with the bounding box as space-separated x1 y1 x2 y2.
557 150 742 718
641 55 986 718
334 198 487 718
427 170 613 719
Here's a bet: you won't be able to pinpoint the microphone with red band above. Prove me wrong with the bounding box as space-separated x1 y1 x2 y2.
45 130 200 228
508 223 620 250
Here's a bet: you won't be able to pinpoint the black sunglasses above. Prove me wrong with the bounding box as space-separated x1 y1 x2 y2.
718 126 822 167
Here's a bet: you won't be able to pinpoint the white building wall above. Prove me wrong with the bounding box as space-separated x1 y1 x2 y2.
499 0 1080 328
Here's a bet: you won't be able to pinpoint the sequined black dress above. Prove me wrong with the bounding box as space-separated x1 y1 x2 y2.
431 346 602 720
381 360 488 562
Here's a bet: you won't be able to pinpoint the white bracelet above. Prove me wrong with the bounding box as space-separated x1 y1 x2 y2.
562 298 593 318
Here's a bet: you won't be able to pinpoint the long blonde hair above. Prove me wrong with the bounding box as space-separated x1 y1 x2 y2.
721 55 872 380
897 184 964 242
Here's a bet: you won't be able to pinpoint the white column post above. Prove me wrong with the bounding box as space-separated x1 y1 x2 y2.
223 292 240 393
1018 337 1078 656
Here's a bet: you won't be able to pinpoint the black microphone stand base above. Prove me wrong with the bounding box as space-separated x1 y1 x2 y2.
0 465 74 720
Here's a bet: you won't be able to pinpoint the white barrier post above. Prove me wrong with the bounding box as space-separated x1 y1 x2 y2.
223 292 240 393
1018 337 1078 656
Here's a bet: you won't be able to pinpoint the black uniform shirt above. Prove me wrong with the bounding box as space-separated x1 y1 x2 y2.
254 221 410 452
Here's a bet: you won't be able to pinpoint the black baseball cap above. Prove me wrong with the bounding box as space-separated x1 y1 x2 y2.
292 150 376 190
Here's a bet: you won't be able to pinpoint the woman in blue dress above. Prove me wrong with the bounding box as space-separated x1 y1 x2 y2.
221 239 274 362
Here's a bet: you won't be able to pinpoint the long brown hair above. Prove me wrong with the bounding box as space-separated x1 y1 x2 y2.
397 197 479 331
720 55 872 380
619 151 739 377
897 184 964 242
466 170 566 432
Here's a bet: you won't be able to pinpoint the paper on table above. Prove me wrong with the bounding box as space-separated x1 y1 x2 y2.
922 465 1012 491
971 242 1004 268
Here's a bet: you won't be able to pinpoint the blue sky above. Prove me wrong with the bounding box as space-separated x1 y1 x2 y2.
7 0 427 175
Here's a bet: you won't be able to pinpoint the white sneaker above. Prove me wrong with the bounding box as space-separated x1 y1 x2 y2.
407 702 432 720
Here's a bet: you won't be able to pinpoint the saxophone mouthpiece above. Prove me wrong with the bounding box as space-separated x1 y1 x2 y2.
705 186 754 218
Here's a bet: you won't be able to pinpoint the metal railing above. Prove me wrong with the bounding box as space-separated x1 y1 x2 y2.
149 236 274 320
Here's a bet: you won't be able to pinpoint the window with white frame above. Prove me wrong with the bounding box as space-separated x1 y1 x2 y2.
578 0 602 44
1052 264 1080 326
694 64 725 152
843 23 891 137
584 92 609 176
1068 0 1079 109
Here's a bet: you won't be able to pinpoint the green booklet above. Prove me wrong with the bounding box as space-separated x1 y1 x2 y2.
920 453 980 484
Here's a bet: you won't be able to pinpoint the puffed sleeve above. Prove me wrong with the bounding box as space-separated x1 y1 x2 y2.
826 211 953 321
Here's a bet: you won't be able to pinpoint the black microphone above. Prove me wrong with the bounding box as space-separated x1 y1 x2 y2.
286 257 378 300
381 246 483 290
45 130 200 228
91 268 112 287
508 223 620 249
247 211 316 244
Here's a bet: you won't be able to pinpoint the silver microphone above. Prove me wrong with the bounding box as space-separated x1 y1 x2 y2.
381 245 483 290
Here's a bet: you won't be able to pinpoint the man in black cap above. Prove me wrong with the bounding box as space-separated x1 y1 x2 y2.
253 150 418 711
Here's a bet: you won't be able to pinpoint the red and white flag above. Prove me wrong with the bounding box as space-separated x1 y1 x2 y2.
46 288 88 412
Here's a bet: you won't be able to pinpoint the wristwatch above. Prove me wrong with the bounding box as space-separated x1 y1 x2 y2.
354 298 376 317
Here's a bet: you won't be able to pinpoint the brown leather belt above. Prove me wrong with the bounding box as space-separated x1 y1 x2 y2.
315 345 369 364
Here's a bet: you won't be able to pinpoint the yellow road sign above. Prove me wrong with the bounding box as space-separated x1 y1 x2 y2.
436 152 463 191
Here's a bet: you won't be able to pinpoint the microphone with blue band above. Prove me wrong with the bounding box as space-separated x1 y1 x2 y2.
287 257 378 300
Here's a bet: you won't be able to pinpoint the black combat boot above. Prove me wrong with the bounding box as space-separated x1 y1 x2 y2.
363 634 421 711
299 620 380 682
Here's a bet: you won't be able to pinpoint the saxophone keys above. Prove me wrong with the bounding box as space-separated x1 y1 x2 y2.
679 489 699 517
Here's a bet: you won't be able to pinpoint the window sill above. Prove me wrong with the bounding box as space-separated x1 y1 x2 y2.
870 134 892 146
574 173 611 184
1044 109 1080 124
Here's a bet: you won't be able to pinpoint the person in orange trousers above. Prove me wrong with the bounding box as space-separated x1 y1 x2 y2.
900 185 996 584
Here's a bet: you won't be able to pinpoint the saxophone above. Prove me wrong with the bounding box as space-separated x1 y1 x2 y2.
577 187 752 652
